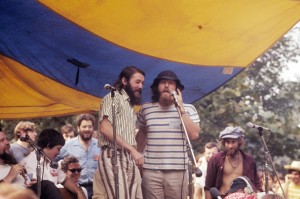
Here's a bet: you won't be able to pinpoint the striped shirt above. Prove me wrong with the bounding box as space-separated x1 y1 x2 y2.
137 102 200 170
98 89 137 147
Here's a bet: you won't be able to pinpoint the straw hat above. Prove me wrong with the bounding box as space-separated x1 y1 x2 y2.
284 161 300 172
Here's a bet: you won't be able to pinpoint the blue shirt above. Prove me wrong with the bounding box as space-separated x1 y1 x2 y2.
57 136 101 184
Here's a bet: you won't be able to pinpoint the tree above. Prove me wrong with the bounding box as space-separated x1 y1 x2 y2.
192 25 300 170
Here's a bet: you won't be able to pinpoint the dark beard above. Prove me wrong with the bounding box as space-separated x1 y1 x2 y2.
0 152 17 164
79 132 92 141
226 148 239 158
124 84 142 106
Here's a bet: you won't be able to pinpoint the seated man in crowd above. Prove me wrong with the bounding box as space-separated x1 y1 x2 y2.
0 128 60 199
20 128 86 199
10 121 37 162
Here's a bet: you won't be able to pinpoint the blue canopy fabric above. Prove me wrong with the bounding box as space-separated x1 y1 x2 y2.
0 0 299 119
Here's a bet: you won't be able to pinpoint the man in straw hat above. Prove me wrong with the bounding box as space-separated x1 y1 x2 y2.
278 161 300 199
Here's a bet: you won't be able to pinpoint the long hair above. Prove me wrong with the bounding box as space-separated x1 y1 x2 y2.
113 66 145 91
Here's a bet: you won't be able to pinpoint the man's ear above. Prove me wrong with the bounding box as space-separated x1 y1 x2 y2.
121 77 127 86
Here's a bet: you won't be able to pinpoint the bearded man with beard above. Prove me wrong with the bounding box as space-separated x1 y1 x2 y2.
136 70 201 199
58 114 100 199
204 126 262 199
93 66 145 199
0 129 26 187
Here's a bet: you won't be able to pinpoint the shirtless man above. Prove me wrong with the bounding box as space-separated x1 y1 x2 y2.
204 126 262 199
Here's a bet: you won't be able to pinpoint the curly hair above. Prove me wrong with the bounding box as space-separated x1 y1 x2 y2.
60 155 79 172
76 114 96 127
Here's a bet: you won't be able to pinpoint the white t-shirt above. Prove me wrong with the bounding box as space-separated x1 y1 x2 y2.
20 151 66 185
0 164 26 188
194 156 208 188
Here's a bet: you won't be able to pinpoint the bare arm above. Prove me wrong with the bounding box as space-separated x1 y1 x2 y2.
205 190 212 199
2 164 24 183
99 117 144 166
62 177 86 199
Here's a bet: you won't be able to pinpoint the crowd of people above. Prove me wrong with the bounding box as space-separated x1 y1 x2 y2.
0 66 299 199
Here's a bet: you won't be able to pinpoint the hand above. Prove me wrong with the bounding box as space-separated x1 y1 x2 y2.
285 174 292 184
176 89 184 112
131 149 144 167
3 164 26 183
9 164 25 178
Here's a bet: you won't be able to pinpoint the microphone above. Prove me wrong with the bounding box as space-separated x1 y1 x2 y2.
50 161 58 169
195 167 202 177
171 90 179 106
104 84 116 91
20 136 29 142
210 187 222 199
247 122 270 131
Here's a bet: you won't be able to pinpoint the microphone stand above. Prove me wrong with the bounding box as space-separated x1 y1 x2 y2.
110 89 119 199
255 128 287 199
174 102 201 199
21 135 58 199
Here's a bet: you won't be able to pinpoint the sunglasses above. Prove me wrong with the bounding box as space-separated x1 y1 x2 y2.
67 168 82 173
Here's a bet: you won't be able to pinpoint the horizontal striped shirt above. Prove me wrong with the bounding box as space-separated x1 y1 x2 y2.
137 102 200 170
98 89 137 147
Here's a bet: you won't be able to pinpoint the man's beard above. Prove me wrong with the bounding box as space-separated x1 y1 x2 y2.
0 151 17 164
225 148 239 158
79 132 92 141
124 84 142 106
159 91 173 106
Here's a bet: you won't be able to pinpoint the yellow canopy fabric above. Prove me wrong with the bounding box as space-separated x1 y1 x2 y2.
0 1 299 119
0 55 100 119
40 0 300 67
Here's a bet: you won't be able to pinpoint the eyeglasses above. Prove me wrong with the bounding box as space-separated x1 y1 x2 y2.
67 168 82 173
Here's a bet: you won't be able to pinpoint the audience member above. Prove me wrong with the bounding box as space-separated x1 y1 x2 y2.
223 176 258 199
256 170 277 199
61 124 77 141
0 183 37 199
0 129 63 199
10 121 37 162
59 155 88 198
20 129 86 199
205 126 262 199
277 161 300 199
0 129 27 188
58 114 100 199
194 142 219 199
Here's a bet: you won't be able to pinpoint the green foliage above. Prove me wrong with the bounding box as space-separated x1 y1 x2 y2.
192 25 300 170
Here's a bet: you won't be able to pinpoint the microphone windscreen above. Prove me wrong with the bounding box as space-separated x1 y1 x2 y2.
210 187 221 199
50 161 58 169
20 136 28 142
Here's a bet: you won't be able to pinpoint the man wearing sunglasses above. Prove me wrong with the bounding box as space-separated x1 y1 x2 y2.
60 155 88 198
